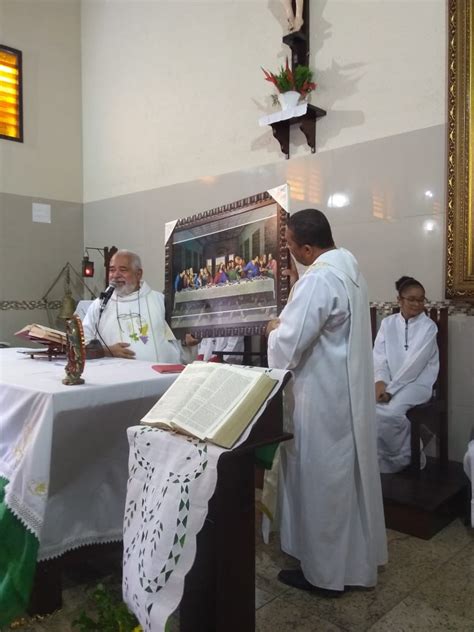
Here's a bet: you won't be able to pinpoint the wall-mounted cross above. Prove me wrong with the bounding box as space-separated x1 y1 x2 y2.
265 1 326 159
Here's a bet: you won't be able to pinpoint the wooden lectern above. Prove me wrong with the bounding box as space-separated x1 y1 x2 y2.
180 378 291 632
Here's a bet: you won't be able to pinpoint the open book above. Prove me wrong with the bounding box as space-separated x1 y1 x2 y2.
15 323 67 347
141 362 278 449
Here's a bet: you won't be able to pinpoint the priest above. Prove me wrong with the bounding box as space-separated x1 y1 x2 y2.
266 209 387 594
83 250 194 362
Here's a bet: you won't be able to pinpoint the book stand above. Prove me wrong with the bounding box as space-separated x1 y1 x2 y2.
28 343 65 361
180 377 291 632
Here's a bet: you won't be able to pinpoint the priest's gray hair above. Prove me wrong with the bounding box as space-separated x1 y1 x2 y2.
114 250 142 271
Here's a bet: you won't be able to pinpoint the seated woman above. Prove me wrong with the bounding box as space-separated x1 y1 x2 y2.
374 276 439 473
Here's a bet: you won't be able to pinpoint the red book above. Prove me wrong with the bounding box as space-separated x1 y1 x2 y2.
152 364 185 374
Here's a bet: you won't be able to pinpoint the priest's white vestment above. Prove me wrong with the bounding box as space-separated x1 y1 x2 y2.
83 281 181 363
373 312 439 473
268 248 387 590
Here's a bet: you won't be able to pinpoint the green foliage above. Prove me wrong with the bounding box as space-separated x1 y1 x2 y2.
273 66 294 92
293 65 314 92
262 59 317 96
72 584 140 632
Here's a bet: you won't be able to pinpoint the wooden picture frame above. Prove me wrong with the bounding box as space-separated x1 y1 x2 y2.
164 192 289 339
446 0 474 299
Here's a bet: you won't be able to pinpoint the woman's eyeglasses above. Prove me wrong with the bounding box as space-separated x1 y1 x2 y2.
400 296 427 304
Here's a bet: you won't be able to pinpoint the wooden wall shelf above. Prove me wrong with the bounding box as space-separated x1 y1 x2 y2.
269 104 326 159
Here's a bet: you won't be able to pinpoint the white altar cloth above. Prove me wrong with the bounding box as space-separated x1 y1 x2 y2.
0 348 176 559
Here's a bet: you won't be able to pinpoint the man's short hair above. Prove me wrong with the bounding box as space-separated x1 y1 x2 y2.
114 250 142 271
287 209 335 249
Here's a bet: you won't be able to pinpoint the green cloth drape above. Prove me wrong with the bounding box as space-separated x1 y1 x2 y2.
0 476 39 626
255 443 279 470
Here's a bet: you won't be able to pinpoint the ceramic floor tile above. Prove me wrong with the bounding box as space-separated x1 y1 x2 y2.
256 586 278 609
376 519 473 595
427 518 474 558
367 595 474 632
256 533 299 596
376 535 445 593
411 543 474 622
6 522 473 632
278 581 408 632
256 596 343 632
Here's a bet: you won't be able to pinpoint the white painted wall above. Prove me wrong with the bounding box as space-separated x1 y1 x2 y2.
0 0 83 346
81 0 445 203
0 0 83 202
311 0 446 150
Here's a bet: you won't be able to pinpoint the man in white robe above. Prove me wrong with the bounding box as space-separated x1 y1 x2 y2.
83 250 190 362
266 209 387 593
374 277 439 473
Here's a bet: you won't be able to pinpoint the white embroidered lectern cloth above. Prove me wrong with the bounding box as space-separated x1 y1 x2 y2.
123 367 289 632
123 428 223 631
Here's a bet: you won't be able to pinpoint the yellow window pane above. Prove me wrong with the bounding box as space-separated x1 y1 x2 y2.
0 46 22 141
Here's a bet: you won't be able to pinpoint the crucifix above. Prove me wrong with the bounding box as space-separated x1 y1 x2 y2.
281 0 310 67
282 0 304 33
263 0 326 158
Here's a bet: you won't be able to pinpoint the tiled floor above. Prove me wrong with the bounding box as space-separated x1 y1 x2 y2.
3 519 473 632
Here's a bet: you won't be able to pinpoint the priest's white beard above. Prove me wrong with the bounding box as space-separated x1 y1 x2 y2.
113 281 139 298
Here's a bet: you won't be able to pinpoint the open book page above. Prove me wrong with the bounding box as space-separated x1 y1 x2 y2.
141 363 217 428
171 364 263 440
33 324 65 337
231 367 290 449
210 373 276 448
15 323 66 345
142 363 291 448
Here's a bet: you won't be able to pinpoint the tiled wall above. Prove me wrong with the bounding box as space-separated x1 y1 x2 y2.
82 122 473 462
84 125 446 301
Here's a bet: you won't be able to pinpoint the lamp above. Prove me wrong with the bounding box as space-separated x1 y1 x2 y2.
82 246 118 285
82 255 94 277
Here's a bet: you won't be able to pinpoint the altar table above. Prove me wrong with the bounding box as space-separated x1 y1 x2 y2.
0 348 175 623
0 348 175 558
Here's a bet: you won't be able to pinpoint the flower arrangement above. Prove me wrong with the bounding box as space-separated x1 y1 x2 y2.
262 58 316 105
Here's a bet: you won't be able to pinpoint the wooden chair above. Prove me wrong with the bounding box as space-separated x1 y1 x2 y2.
370 306 448 473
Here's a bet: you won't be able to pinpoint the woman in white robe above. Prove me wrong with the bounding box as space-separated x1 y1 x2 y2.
267 209 387 593
374 276 439 473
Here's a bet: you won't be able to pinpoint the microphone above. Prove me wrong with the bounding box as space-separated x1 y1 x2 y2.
99 284 115 313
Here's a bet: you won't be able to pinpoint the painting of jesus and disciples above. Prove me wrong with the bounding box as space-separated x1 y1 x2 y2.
174 253 277 292
167 201 284 337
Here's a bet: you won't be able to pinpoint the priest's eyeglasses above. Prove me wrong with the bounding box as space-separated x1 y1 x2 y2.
400 296 427 304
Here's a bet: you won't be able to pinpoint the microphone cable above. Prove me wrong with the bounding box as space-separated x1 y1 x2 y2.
91 287 115 358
